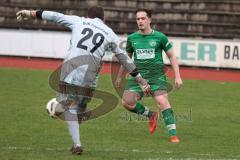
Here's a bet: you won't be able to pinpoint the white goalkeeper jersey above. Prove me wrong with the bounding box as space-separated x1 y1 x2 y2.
42 11 126 88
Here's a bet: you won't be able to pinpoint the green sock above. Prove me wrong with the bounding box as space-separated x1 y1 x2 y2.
130 102 154 118
162 108 176 136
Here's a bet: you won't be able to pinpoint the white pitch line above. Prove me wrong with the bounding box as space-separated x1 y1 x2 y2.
1 146 239 160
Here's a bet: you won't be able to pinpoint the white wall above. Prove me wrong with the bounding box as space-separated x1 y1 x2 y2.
0 29 69 58
0 29 240 69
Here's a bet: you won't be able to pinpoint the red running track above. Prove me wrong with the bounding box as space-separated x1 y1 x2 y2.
0 56 240 82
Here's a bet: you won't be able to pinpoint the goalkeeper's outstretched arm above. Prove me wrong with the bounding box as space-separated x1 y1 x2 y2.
16 10 80 29
108 34 150 95
114 53 150 95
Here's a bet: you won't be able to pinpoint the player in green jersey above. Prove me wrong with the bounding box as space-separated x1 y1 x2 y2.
115 9 183 143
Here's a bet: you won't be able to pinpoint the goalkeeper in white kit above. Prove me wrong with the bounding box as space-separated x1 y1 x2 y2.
16 6 150 155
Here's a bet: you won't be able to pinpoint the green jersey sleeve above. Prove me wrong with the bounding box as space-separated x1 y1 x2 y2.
161 34 172 52
126 37 134 53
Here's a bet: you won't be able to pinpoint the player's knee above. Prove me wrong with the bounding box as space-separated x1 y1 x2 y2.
121 99 129 107
156 99 170 110
161 105 171 111
159 101 169 106
121 99 135 109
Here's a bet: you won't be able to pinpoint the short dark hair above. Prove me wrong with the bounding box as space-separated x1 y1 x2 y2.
135 8 152 18
87 6 104 20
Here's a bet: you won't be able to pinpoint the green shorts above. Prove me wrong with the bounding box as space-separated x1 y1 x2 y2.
125 75 167 95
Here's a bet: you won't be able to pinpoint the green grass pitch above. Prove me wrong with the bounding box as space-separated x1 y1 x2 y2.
0 68 240 160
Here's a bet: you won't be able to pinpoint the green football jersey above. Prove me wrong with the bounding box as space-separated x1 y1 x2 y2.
126 30 172 79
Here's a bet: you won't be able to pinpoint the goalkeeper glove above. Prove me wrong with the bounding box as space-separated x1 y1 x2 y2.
16 10 36 21
134 73 151 95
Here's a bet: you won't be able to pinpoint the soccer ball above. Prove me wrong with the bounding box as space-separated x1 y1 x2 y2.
46 98 66 118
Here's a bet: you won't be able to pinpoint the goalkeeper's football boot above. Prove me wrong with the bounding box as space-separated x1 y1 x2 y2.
170 136 180 143
70 146 83 155
149 112 158 134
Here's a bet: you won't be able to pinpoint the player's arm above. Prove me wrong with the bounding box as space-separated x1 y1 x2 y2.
111 36 150 94
115 37 134 88
16 10 79 29
115 52 133 88
115 53 150 95
161 34 182 89
165 48 183 89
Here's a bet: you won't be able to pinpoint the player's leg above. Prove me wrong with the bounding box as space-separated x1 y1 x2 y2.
76 97 91 122
122 90 158 134
56 93 88 155
65 101 82 153
61 102 83 154
123 79 154 117
122 90 155 119
153 90 180 143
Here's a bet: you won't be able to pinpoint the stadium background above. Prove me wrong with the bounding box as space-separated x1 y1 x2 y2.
0 0 240 160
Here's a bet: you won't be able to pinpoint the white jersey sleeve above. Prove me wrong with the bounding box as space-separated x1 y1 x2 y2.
109 32 135 69
111 34 126 55
41 11 81 29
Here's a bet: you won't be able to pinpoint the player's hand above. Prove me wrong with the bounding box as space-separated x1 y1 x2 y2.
175 77 183 89
135 74 151 95
16 10 36 21
115 77 122 88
